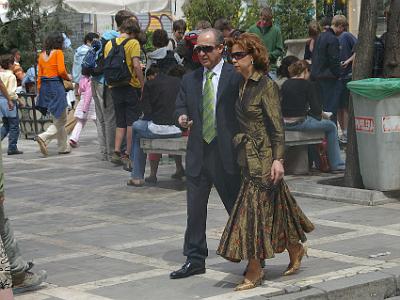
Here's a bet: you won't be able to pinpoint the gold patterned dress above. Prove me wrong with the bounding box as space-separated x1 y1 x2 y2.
217 72 315 261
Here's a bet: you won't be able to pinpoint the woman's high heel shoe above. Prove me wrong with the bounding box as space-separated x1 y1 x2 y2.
283 244 308 276
234 270 264 291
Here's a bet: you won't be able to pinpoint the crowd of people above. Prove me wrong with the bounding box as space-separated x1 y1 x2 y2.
0 5 360 296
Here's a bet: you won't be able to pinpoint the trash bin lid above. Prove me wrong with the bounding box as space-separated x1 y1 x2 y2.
347 78 400 100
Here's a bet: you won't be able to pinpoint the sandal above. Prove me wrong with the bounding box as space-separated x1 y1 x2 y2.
127 179 144 187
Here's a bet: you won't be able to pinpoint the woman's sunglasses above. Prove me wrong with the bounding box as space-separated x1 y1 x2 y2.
193 45 216 54
230 52 249 61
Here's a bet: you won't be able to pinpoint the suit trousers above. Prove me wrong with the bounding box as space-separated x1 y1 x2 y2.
183 139 240 265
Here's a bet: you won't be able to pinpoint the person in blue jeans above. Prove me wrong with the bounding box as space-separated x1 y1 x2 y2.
127 65 184 186
281 60 345 171
0 55 23 155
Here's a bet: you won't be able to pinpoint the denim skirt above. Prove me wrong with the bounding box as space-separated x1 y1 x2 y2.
37 77 68 119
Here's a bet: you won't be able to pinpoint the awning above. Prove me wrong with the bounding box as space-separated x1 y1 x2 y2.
1 0 171 22
63 0 170 15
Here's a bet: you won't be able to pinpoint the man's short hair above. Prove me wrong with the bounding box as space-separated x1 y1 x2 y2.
152 29 169 48
84 32 99 44
173 19 187 32
10 48 19 57
214 18 232 31
119 18 141 35
0 54 13 69
260 6 273 17
195 20 212 30
332 15 348 27
199 28 224 45
115 10 135 28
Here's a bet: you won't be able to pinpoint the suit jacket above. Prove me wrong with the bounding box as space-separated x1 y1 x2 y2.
175 62 241 177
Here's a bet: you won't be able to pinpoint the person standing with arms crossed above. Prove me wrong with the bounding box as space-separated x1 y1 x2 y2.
170 29 242 279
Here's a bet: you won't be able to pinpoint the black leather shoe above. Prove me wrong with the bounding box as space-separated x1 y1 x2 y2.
7 149 23 155
170 261 205 279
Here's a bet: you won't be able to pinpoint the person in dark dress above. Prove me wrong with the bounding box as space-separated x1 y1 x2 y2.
217 33 314 291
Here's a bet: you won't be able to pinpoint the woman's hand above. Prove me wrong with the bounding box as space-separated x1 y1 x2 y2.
270 159 284 185
0 195 5 205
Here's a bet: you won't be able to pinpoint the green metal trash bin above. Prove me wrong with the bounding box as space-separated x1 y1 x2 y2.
348 78 400 191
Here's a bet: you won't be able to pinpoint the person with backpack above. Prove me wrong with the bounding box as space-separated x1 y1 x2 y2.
91 10 133 162
145 29 182 75
103 18 144 166
72 33 99 89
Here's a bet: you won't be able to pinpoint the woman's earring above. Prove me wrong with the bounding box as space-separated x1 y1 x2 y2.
251 58 254 65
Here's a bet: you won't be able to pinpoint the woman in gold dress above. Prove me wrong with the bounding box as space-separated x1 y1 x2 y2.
217 33 315 291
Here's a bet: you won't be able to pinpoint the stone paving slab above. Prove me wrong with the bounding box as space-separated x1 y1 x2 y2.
2 123 399 300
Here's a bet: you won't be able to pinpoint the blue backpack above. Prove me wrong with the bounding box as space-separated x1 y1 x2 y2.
81 40 101 76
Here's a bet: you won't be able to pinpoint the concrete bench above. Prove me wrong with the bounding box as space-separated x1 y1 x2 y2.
140 131 324 175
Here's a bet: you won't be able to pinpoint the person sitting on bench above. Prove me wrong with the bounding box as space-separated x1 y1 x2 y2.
127 65 185 186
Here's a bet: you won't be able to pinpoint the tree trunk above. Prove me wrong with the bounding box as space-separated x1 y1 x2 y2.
344 0 378 188
384 0 400 77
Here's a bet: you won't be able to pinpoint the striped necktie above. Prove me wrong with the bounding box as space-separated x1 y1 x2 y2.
203 70 216 143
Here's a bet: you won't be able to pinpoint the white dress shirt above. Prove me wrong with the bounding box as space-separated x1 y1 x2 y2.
202 58 224 117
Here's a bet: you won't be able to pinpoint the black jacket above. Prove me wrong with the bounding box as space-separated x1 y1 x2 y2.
141 73 181 125
175 62 241 177
311 28 341 80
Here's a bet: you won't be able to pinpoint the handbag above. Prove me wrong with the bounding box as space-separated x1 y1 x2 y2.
63 80 74 91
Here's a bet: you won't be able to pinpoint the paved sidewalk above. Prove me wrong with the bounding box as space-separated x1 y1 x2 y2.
2 123 399 300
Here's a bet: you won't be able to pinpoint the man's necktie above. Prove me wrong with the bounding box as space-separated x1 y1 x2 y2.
203 70 216 143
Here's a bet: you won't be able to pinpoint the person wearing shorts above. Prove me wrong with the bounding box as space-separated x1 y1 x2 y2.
104 18 144 164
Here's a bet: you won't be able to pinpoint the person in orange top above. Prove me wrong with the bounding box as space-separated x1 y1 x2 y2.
35 32 72 157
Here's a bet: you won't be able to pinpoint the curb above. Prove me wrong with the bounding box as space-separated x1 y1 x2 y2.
285 176 400 206
261 267 400 300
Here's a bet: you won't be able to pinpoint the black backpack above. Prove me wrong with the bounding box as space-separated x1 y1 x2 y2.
103 38 132 86
154 50 178 74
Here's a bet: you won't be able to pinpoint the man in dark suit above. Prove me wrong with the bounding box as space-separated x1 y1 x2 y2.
170 29 242 279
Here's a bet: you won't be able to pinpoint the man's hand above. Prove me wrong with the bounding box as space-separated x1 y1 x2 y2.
7 100 14 111
0 195 4 205
178 115 193 128
270 159 284 185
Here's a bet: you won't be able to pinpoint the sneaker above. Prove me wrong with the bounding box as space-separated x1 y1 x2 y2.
12 270 47 293
69 139 78 148
7 149 23 155
110 152 123 165
339 135 348 144
35 136 48 157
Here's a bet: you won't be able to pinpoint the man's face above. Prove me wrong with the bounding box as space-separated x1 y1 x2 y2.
15 52 21 63
259 12 272 24
335 24 346 35
174 29 185 42
195 32 223 70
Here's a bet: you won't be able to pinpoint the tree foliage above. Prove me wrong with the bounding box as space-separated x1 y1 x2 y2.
182 0 242 30
0 0 67 68
269 0 315 41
